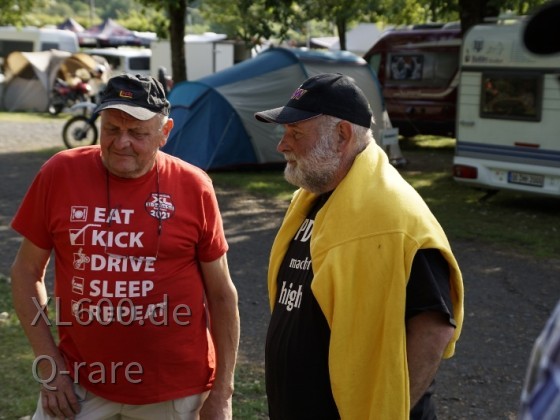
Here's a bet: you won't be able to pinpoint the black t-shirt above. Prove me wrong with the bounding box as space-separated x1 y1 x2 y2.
265 194 454 420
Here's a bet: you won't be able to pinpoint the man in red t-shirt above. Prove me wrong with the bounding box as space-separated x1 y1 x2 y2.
10 74 240 419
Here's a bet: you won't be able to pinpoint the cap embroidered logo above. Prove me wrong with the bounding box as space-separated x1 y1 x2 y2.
119 90 133 99
291 88 307 100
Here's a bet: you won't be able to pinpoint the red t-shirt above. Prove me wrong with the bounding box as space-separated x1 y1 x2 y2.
12 146 228 404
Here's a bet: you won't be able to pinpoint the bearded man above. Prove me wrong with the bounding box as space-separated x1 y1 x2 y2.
254 73 464 420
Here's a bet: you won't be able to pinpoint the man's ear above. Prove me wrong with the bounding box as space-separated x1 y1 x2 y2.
160 118 174 147
163 118 174 136
337 120 354 152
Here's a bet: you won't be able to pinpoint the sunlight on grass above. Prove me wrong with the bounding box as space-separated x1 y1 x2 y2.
211 171 294 201
400 135 456 150
406 172 446 189
401 171 560 258
411 135 456 149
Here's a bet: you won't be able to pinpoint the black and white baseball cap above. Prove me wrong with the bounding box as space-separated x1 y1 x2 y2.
96 73 170 120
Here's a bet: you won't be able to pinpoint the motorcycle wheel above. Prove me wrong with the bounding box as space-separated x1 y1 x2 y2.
62 116 98 149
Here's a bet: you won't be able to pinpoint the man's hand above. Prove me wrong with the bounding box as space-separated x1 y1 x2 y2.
200 390 232 420
39 373 81 419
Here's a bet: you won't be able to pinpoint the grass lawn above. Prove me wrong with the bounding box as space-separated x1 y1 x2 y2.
1 134 558 418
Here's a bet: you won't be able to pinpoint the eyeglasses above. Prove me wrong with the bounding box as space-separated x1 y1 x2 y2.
104 163 163 262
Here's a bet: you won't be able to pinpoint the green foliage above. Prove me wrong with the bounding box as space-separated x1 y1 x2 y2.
489 0 544 15
200 0 278 47
116 8 167 34
0 0 551 37
2 0 166 31
0 0 40 26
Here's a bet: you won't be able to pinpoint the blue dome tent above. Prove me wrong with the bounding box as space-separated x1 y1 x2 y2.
163 47 400 170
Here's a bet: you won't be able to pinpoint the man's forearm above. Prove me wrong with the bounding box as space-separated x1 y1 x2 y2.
406 311 455 406
11 271 64 379
208 291 240 394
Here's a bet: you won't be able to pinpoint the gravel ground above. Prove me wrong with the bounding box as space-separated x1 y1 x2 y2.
1 118 560 419
0 118 67 153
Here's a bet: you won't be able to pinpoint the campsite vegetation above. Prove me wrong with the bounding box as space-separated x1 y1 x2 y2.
0 0 549 83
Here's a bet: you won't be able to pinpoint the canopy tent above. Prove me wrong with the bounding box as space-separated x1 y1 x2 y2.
1 50 99 112
78 18 155 47
57 17 85 33
163 47 403 170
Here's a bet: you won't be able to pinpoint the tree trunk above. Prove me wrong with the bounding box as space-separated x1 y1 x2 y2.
336 17 347 51
458 0 500 36
168 0 187 83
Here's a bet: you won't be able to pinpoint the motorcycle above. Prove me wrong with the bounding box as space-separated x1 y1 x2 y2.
48 78 92 116
62 102 99 149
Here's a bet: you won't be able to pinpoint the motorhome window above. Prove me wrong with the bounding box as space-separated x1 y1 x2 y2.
0 40 33 57
95 55 122 72
40 42 58 51
389 54 423 80
480 72 542 122
387 51 457 86
366 53 382 75
434 53 457 81
129 56 150 71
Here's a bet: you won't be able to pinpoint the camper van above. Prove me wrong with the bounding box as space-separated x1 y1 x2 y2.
363 25 462 138
83 47 151 77
452 20 560 197
0 26 79 64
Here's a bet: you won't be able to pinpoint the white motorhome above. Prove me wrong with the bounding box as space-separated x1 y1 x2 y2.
453 19 560 197
150 33 234 80
0 26 79 64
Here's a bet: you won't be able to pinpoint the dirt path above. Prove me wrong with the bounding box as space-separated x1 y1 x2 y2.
1 119 560 419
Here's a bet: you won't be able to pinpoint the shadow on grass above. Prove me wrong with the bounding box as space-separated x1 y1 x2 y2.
406 170 560 258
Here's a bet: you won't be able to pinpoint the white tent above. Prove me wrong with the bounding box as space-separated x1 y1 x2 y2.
2 50 98 112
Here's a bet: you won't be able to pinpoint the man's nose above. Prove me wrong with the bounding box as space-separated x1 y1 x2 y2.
277 134 290 153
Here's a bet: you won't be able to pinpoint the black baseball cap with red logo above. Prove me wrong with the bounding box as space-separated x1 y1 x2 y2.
96 73 170 120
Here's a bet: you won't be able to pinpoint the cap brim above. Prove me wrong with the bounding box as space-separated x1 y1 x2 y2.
255 106 321 124
95 102 158 121
524 1 560 54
